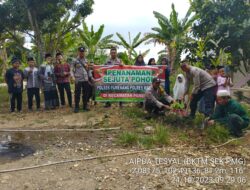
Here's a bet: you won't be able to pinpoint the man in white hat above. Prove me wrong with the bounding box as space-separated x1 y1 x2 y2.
207 90 249 137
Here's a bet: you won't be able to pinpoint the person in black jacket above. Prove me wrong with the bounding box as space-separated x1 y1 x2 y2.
5 57 24 112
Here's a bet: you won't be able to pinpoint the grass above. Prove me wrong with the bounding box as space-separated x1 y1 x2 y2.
118 125 170 149
123 106 145 119
205 124 230 144
153 125 170 145
193 113 205 127
118 132 139 147
139 135 155 149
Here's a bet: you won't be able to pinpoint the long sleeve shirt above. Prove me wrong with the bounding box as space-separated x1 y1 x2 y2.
39 63 56 88
5 68 24 93
145 85 173 108
185 66 216 94
210 99 249 126
24 67 40 88
71 57 88 82
54 63 71 83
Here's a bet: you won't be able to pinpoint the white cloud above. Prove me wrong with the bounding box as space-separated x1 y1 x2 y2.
85 0 190 62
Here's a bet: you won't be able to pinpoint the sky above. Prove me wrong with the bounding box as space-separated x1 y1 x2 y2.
85 0 191 62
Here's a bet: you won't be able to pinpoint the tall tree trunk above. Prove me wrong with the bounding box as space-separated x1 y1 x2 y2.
27 8 44 65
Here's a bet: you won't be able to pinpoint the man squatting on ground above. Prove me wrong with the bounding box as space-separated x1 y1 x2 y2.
208 90 249 137
144 77 174 115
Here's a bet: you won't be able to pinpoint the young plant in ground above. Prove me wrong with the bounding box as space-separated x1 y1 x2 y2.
205 124 230 144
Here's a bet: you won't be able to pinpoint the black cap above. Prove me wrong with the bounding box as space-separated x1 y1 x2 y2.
152 77 161 83
45 53 52 59
56 52 63 57
78 47 85 52
11 57 21 64
27 57 34 62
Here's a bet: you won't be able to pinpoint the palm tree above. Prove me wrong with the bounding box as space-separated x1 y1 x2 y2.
145 3 197 70
77 22 116 63
115 32 148 61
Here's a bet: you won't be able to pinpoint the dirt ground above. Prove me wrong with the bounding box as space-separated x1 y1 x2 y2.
0 103 249 190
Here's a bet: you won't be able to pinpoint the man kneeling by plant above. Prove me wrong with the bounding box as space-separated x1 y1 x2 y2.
144 77 173 115
207 90 249 137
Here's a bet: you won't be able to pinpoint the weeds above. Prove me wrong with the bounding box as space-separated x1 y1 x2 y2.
123 107 145 119
194 113 205 127
118 125 170 148
205 124 230 144
153 125 170 145
118 132 139 147
139 136 154 149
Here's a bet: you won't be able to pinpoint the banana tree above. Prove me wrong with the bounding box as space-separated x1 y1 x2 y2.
77 22 116 63
115 32 148 60
145 3 197 70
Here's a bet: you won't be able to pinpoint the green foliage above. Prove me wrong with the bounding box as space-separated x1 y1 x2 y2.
171 102 185 109
123 107 145 119
77 22 115 64
146 3 197 69
193 113 205 127
139 136 155 149
191 0 250 73
115 32 148 64
205 124 230 144
118 132 139 147
0 0 94 63
153 125 170 145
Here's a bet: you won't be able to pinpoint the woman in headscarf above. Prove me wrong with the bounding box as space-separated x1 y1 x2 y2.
134 55 146 66
148 58 156 65
173 74 186 103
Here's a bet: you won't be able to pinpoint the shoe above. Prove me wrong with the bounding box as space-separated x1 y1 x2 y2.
83 108 90 112
74 108 79 113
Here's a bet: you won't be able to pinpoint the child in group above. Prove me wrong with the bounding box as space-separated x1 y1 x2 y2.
173 74 187 104
217 66 233 94
24 57 41 111
5 57 24 112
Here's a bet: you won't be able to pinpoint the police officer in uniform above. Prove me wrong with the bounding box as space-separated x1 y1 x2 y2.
71 47 91 113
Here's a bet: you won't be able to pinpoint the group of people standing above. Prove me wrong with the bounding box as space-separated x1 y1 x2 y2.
4 48 249 137
5 46 95 113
